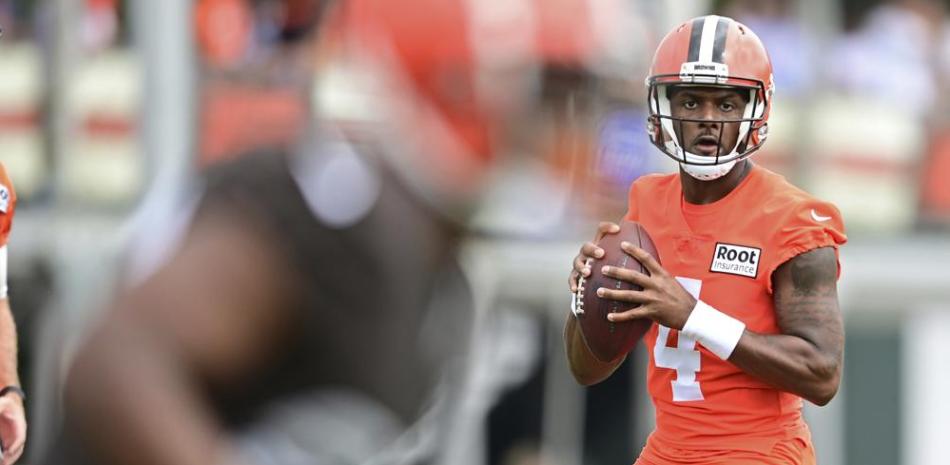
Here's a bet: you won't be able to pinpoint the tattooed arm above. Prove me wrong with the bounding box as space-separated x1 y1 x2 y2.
593 244 844 404
728 246 844 405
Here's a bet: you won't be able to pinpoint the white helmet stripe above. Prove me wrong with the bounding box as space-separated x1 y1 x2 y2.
698 16 720 63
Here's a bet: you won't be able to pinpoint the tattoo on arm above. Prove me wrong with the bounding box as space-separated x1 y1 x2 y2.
773 247 843 356
789 248 838 296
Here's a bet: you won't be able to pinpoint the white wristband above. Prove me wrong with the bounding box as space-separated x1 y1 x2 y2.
681 300 746 360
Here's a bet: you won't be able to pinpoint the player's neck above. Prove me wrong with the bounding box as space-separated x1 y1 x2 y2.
680 160 752 205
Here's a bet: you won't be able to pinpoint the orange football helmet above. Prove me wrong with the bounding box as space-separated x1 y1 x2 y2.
645 15 775 180
317 0 625 217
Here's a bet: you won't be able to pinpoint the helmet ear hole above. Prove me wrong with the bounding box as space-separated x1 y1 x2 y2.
741 123 768 149
646 115 660 142
757 123 769 142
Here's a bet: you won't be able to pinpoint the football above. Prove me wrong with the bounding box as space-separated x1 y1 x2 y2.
574 220 659 362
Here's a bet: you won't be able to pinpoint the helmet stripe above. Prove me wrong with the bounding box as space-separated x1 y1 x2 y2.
687 16 731 64
686 17 703 62
711 17 730 63
697 16 719 62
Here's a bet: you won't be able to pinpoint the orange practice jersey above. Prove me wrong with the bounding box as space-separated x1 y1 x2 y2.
625 164 846 462
0 163 15 247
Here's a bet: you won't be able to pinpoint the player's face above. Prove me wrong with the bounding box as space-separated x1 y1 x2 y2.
668 86 747 158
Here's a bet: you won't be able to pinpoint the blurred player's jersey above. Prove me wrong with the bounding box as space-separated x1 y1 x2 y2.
0 163 16 247
624 164 846 463
43 140 471 465
194 145 472 464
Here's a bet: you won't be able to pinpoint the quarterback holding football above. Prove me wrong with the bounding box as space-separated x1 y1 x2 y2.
566 16 847 465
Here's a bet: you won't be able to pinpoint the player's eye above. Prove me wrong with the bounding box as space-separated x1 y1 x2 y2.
720 102 737 113
683 100 698 110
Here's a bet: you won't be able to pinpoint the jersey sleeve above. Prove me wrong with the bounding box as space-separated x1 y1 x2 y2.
0 164 17 248
765 197 847 294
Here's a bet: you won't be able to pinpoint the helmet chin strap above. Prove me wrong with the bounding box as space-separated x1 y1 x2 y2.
680 157 737 181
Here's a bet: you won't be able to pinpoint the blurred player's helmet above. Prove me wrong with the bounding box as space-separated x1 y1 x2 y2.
313 0 630 222
645 15 774 180
314 0 529 217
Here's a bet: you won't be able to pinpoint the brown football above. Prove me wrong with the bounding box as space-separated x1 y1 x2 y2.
574 220 659 362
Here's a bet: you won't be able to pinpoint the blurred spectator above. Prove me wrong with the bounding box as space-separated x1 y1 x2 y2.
725 0 818 97
195 0 254 70
920 125 950 227
81 0 118 54
195 0 326 76
590 108 657 218
942 17 950 82
0 1 37 41
774 0 949 234
251 0 324 45
196 1 329 166
0 4 14 40
826 0 945 119
918 9 950 227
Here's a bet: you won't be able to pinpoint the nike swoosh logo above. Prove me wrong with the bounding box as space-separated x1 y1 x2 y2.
811 209 832 222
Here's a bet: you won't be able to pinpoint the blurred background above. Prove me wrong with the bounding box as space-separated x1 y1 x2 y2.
0 0 948 464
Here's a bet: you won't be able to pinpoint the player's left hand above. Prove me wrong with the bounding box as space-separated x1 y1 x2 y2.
0 393 26 464
595 241 697 330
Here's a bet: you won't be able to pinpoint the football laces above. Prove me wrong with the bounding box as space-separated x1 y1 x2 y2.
572 257 593 317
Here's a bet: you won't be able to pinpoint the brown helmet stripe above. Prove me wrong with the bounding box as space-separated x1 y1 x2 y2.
711 17 730 64
687 17 704 62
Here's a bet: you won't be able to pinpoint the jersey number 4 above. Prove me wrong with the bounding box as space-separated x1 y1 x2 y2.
654 277 704 402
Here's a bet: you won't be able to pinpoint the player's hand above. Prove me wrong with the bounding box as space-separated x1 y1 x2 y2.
595 242 697 330
0 393 26 465
569 222 620 293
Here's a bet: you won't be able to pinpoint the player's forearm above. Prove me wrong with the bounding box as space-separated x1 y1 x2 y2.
729 331 841 406
66 316 240 465
736 247 845 406
564 316 624 385
0 299 20 387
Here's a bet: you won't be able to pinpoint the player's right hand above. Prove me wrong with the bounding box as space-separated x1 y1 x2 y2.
569 221 620 293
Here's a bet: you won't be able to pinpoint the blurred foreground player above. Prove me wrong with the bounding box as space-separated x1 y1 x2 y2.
566 16 847 464
0 163 25 465
43 1 592 465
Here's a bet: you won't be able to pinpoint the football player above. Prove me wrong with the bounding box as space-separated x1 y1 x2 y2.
566 15 847 465
41 1 602 465
0 163 25 465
